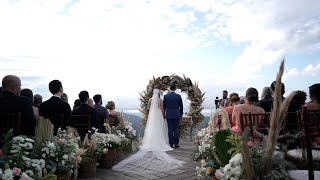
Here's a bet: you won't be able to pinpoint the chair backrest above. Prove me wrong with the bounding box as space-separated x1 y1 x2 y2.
107 114 120 127
240 112 271 139
282 111 302 147
0 112 22 136
284 111 301 131
301 107 320 180
71 115 90 137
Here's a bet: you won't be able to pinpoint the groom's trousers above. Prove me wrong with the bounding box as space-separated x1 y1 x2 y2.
167 118 180 146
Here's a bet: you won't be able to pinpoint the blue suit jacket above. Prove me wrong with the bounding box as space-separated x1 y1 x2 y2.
163 92 183 120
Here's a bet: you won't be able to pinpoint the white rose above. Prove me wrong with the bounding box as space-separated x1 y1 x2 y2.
62 155 68 160
2 169 13 180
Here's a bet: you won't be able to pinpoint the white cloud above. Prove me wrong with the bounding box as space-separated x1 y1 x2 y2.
283 63 320 80
170 0 320 82
0 0 320 109
283 67 300 80
304 64 320 76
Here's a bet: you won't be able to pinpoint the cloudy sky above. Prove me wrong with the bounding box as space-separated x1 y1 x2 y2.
0 0 319 110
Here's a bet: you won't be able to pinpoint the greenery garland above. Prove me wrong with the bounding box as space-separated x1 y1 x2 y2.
139 74 205 130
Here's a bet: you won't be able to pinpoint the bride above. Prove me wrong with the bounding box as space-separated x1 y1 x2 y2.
112 89 185 174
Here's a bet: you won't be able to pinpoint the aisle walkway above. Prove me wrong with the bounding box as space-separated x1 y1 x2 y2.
81 138 198 180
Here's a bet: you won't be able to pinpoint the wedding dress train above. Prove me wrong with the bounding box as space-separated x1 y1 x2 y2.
112 89 185 174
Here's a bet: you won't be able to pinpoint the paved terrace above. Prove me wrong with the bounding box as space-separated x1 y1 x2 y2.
79 138 199 180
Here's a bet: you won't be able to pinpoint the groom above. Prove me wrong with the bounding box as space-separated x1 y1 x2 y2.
163 82 183 148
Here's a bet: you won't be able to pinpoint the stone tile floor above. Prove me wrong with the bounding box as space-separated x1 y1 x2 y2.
78 138 199 180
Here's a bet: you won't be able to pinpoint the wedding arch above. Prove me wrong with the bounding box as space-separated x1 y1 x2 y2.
139 74 205 129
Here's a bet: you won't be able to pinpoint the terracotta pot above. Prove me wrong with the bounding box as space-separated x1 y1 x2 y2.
55 172 71 180
99 149 116 169
116 148 122 159
78 156 97 178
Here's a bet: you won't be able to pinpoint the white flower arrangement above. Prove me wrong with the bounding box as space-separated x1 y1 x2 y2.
0 167 34 180
91 132 108 160
0 134 46 180
105 134 122 149
194 127 215 160
220 153 243 180
124 122 137 138
41 128 82 176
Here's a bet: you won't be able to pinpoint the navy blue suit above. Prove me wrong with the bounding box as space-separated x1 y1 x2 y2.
163 91 183 147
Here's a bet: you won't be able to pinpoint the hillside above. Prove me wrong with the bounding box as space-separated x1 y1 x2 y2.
122 113 145 137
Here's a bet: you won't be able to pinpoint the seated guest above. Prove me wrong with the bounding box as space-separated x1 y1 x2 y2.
39 80 72 133
20 88 40 121
0 75 36 136
73 99 81 110
106 101 124 127
88 98 94 107
225 92 240 127
304 83 320 144
304 83 320 110
260 86 272 100
72 91 98 133
61 93 68 103
257 81 285 112
231 87 265 135
239 96 245 104
61 92 71 110
287 90 307 126
93 94 108 132
33 94 42 109
286 90 307 149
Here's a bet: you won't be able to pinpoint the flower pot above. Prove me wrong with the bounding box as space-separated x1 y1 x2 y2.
55 172 71 180
99 149 116 169
78 156 97 178
116 148 122 159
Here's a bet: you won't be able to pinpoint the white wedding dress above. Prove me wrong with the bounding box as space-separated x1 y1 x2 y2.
112 89 185 174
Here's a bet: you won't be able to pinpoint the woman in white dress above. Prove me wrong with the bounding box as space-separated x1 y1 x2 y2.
112 89 185 174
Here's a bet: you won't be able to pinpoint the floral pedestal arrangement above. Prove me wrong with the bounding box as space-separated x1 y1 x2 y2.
78 156 97 178
99 149 116 169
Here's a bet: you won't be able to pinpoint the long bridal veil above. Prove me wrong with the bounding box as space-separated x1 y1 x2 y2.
112 89 185 174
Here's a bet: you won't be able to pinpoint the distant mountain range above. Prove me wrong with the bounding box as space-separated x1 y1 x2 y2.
122 113 210 138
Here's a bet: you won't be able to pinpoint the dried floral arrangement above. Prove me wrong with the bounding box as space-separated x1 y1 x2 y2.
139 74 205 129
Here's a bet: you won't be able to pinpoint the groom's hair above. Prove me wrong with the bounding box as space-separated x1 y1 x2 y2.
170 81 177 90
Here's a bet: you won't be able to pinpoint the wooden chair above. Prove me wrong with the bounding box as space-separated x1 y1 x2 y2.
107 114 120 127
71 115 91 138
283 111 303 149
240 112 271 140
0 112 22 136
302 108 320 179
286 108 320 180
